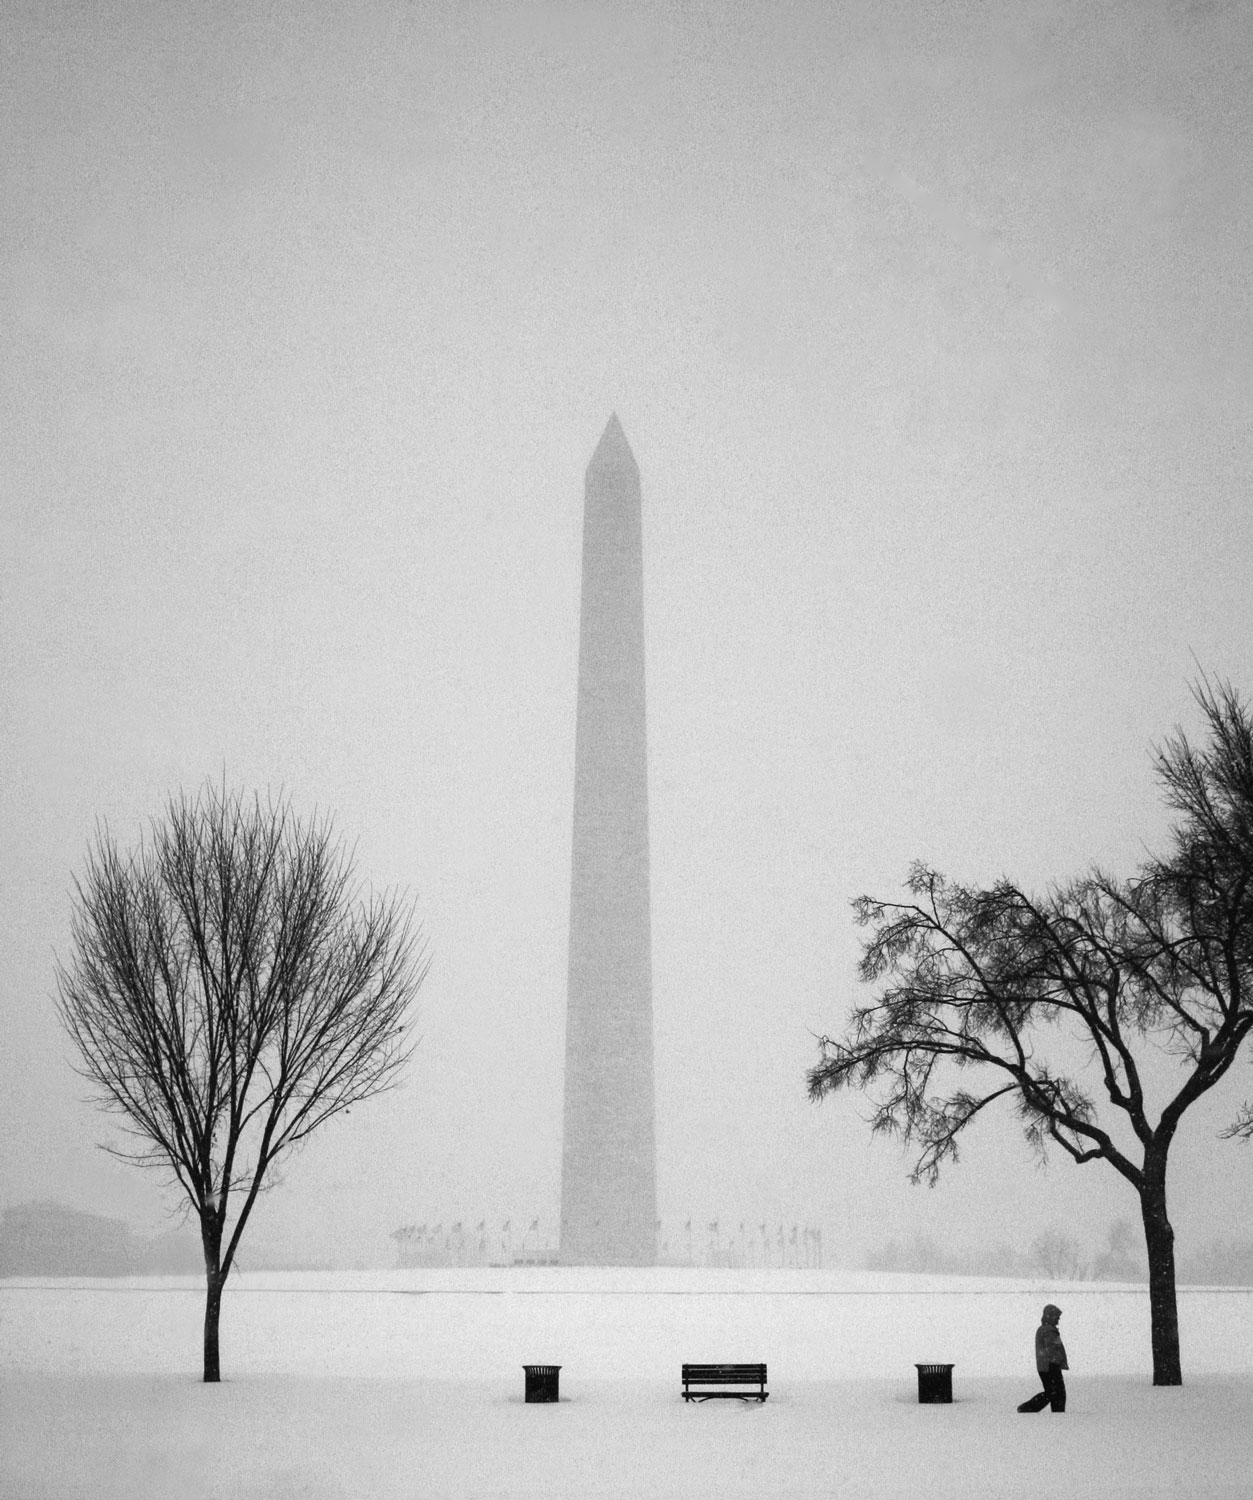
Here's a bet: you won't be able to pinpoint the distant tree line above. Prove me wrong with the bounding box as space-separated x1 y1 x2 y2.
11 1200 1252 1284
864 1219 1253 1286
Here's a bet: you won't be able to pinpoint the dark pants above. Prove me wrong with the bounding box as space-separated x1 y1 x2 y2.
1018 1364 1066 1412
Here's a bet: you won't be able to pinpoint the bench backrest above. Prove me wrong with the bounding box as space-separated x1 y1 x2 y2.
682 1364 767 1383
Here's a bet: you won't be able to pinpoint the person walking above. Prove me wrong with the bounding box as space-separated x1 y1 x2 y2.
1017 1303 1068 1412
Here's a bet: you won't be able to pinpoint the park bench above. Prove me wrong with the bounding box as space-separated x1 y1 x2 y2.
681 1363 769 1402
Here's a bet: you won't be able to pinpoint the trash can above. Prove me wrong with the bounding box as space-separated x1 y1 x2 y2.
524 1365 561 1403
915 1363 954 1404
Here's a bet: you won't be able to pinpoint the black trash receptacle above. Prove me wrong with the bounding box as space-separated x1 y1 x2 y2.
915 1363 954 1404
524 1365 561 1403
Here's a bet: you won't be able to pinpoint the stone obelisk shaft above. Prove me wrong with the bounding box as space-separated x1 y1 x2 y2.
559 415 657 1266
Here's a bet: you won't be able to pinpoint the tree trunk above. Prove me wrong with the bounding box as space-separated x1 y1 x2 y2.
1140 1151 1182 1386
203 1274 225 1382
202 1225 225 1383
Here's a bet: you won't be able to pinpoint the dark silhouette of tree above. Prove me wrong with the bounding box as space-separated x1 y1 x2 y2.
56 781 429 1381
810 680 1253 1386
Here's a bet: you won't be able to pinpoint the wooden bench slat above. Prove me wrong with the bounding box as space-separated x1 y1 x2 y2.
681 1362 768 1402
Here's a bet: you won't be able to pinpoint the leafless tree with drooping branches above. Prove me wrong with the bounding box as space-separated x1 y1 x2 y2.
56 780 429 1380
809 678 1253 1386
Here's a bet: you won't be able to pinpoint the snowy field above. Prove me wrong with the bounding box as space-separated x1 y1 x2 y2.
3 1267 1252 1499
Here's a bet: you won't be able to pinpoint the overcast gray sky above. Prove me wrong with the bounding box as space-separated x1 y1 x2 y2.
4 0 1252 1268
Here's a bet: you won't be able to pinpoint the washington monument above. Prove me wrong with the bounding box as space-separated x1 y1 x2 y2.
559 415 658 1266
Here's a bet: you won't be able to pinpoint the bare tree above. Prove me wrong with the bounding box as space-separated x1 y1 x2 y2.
1092 1218 1142 1282
56 781 429 1381
809 680 1253 1386
1029 1225 1087 1282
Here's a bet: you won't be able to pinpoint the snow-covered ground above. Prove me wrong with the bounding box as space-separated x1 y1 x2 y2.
3 1268 1251 1498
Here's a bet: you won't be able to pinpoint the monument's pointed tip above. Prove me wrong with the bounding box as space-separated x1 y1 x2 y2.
589 412 637 471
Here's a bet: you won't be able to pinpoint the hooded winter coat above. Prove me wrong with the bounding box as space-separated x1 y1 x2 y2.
1035 1304 1068 1373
